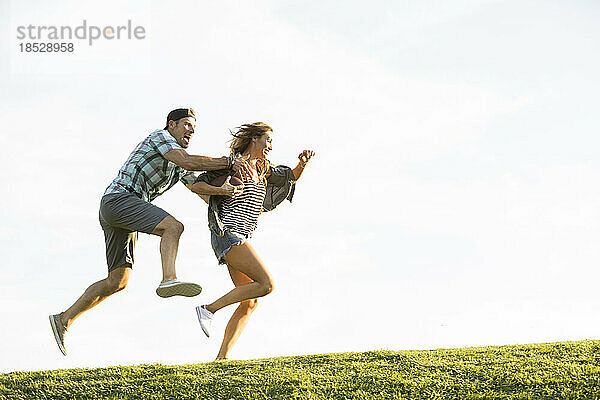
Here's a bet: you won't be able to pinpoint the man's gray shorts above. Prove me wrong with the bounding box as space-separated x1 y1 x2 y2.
99 192 169 272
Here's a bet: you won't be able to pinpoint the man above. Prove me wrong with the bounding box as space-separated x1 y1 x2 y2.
49 108 248 356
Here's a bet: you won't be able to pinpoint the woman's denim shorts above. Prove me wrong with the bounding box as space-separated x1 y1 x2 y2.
211 230 248 265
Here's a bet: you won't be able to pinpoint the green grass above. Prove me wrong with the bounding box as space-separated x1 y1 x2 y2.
2 340 599 399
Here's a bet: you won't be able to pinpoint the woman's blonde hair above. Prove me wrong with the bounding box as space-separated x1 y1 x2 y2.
229 122 273 182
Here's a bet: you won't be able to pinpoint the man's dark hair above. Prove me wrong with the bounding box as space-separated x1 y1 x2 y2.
164 108 195 130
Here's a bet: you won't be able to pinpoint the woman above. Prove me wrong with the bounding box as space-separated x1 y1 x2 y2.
186 122 314 360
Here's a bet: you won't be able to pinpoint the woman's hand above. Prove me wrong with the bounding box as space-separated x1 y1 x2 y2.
293 150 315 180
298 150 315 166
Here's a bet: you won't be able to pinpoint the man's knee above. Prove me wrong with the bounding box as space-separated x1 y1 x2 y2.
153 216 184 237
106 278 128 294
106 266 130 294
171 219 184 236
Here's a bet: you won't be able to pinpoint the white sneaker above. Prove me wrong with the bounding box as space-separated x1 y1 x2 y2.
156 279 202 298
195 305 213 337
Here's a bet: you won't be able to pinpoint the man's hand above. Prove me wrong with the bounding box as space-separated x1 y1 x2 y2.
220 176 244 197
298 150 315 166
231 154 253 180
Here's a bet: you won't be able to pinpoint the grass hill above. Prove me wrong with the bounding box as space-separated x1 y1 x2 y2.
2 340 599 399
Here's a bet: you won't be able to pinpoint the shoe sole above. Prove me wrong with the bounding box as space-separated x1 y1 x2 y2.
195 306 210 338
156 282 202 298
49 315 67 356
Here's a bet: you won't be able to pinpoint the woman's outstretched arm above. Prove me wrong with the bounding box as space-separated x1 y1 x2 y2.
292 150 315 180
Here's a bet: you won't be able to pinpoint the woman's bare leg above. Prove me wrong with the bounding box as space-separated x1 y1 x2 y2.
205 242 273 314
215 268 259 360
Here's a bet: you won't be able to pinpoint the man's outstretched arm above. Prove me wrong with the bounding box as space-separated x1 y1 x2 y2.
165 149 253 176
164 149 229 171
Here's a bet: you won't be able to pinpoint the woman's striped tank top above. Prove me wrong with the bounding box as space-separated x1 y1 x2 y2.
219 179 266 237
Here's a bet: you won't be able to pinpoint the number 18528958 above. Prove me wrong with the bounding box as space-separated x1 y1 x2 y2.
19 43 74 52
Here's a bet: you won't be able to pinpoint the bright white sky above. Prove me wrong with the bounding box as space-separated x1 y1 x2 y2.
1 0 599 373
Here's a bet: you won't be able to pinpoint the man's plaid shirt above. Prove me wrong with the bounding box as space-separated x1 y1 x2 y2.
104 129 196 202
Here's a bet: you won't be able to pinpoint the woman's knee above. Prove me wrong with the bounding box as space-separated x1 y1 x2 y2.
241 298 259 312
260 279 274 296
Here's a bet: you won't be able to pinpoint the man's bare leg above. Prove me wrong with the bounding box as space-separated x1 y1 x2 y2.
152 215 202 298
60 265 131 328
151 216 184 282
